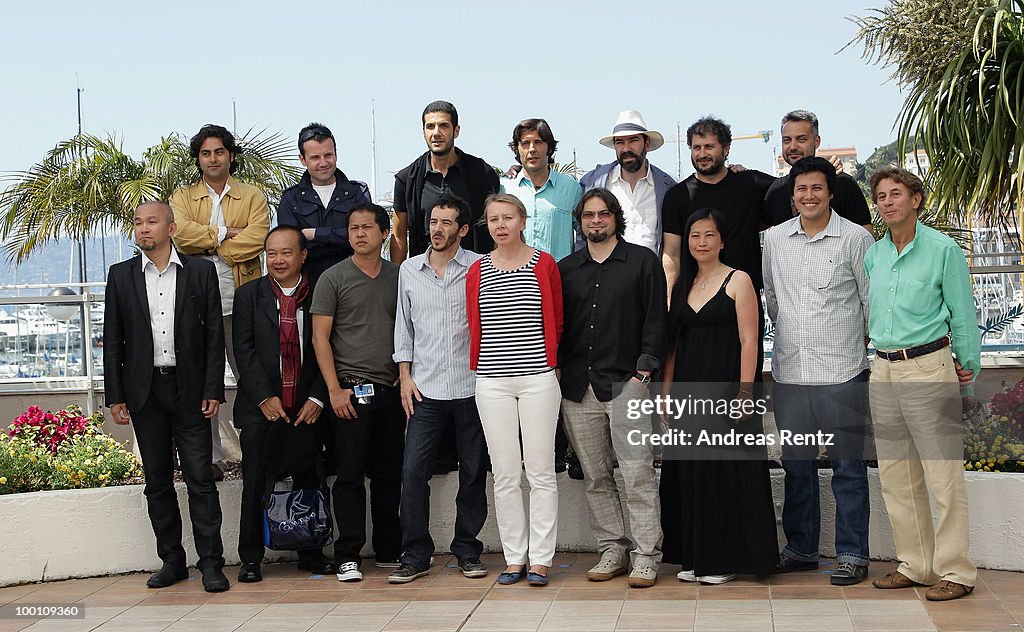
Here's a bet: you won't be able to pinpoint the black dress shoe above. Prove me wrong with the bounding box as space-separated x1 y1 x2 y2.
297 553 336 575
237 563 262 583
147 564 188 588
201 567 230 592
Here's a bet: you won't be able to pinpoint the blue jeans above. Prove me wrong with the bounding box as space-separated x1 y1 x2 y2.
774 370 870 566
400 396 488 570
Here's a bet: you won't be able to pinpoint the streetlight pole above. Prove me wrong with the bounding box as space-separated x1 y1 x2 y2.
76 82 87 287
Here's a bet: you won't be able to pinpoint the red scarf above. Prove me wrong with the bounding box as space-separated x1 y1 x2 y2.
270 276 309 413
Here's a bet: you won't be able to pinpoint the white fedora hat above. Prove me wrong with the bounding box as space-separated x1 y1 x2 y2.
599 110 665 151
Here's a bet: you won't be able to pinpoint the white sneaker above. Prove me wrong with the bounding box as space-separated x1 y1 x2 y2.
699 574 736 585
677 569 697 582
336 561 362 582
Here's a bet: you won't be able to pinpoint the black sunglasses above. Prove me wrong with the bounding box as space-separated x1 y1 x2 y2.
299 126 332 144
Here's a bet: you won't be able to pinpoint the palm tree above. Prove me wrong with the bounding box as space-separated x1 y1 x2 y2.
849 0 1024 227
0 128 302 263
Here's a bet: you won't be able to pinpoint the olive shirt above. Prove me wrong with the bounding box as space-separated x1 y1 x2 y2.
310 258 399 385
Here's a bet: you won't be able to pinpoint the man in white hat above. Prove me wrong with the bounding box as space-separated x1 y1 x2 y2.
580 110 677 255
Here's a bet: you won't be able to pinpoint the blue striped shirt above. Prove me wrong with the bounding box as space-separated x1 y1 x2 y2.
393 247 482 400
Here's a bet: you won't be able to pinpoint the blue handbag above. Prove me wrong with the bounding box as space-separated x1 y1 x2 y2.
262 483 334 551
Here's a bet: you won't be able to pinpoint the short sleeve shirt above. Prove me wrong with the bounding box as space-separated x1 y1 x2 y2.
310 258 399 384
662 170 775 289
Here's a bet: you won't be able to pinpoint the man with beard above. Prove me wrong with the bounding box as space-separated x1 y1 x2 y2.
662 116 776 294
501 118 582 261
763 110 872 232
580 111 676 255
557 188 666 587
104 202 228 592
388 193 489 584
392 101 500 263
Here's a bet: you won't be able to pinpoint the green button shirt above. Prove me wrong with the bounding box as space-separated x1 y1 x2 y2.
864 221 980 384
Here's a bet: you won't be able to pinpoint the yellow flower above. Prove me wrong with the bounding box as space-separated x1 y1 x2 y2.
84 459 92 466
0 477 7 484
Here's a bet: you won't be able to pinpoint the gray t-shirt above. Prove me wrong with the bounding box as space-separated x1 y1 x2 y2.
311 258 399 385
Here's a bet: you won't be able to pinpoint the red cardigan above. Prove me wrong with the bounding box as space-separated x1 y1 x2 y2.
466 250 563 371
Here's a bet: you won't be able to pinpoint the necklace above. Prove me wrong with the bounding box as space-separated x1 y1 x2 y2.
697 265 724 289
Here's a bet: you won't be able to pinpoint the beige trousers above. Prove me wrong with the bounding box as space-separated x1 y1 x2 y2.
870 346 975 586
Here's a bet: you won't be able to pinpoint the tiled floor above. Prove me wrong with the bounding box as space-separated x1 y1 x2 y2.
0 554 1022 631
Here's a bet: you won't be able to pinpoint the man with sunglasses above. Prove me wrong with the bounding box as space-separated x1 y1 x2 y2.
278 122 372 289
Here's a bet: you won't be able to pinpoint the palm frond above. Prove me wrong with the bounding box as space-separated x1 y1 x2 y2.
980 303 1024 336
852 0 1024 230
1 127 303 263
234 127 304 211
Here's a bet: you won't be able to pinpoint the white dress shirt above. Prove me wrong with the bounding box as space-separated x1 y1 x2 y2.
204 180 236 316
142 249 183 367
607 163 658 252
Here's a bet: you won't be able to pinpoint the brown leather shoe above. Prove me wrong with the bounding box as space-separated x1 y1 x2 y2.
872 570 919 589
925 580 974 601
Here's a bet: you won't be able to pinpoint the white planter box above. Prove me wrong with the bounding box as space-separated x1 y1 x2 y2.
0 469 1020 586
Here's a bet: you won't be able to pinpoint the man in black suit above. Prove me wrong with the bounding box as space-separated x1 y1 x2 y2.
232 225 334 582
104 201 229 592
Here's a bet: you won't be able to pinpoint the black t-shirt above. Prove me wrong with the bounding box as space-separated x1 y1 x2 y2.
663 170 775 289
763 170 872 227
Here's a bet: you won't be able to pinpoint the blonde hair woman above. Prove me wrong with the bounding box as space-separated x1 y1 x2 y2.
467 194 563 586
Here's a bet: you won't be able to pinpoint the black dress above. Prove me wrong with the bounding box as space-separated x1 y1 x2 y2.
659 271 778 576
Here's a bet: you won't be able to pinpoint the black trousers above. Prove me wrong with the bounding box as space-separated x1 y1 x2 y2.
400 396 488 570
238 421 323 564
331 386 405 565
134 371 224 571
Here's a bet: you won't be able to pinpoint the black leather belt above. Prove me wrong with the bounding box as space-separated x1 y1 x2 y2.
876 336 951 362
340 377 391 391
154 366 176 375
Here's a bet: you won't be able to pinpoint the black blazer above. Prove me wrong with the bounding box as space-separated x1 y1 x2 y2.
231 275 327 428
103 252 225 412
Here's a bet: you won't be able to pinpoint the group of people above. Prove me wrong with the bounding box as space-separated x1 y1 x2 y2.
102 101 980 602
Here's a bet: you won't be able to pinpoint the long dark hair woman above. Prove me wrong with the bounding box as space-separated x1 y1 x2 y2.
658 208 778 585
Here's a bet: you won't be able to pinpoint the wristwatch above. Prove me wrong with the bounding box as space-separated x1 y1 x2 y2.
633 372 652 384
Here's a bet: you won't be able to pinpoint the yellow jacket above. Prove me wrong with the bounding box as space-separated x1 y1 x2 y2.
170 177 270 287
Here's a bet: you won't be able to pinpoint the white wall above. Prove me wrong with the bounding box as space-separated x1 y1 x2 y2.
1 469 1021 586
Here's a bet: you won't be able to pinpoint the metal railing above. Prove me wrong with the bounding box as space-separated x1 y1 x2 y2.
3 255 1024 399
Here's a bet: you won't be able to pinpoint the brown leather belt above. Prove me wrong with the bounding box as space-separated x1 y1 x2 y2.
875 335 951 362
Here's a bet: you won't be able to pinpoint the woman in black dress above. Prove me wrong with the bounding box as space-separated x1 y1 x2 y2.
659 207 778 585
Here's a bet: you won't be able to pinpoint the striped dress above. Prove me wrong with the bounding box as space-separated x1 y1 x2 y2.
476 250 550 378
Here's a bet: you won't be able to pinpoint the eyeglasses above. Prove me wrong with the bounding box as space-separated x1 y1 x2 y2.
299 126 332 144
580 210 614 221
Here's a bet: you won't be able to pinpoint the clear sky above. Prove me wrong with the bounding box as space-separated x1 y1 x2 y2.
0 0 904 200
